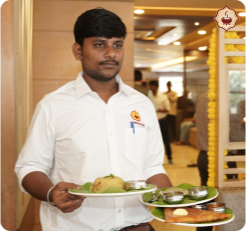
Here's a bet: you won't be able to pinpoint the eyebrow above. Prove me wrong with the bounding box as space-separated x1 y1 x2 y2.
92 38 124 43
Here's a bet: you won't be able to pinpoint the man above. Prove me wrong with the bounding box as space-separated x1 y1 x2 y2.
175 116 196 145
196 92 212 231
148 80 173 164
15 8 172 231
164 81 178 142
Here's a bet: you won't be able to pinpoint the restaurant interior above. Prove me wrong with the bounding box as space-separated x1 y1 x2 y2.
1 0 245 230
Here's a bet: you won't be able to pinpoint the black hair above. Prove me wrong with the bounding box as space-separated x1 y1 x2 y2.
134 70 142 82
74 8 127 46
149 80 159 87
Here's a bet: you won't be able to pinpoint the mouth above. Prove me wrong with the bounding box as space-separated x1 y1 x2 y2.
99 61 119 68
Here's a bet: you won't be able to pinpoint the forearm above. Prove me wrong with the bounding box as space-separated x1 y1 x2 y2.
22 171 53 201
147 173 172 189
158 109 169 113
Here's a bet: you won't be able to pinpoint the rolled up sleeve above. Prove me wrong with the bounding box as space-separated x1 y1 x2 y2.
14 103 54 193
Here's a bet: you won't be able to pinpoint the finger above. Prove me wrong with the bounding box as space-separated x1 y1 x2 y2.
62 200 83 213
55 192 85 206
56 182 81 191
59 198 84 213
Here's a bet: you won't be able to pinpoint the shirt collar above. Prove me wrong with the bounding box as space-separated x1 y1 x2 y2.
75 71 132 99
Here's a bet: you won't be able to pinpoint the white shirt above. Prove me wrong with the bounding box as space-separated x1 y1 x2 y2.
164 90 178 116
153 92 170 120
15 72 166 231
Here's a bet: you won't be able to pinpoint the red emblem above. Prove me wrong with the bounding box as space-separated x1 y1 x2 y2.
130 110 141 121
214 6 239 31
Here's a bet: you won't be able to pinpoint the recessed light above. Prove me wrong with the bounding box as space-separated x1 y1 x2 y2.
134 9 144 14
173 41 181 45
198 30 206 35
239 12 246 16
194 22 200 26
244 37 246 39
173 34 177 36
198 46 207 51
158 41 165 45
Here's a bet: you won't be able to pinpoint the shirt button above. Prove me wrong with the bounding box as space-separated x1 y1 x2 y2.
118 209 121 213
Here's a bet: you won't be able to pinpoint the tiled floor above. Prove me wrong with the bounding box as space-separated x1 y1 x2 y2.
32 143 208 231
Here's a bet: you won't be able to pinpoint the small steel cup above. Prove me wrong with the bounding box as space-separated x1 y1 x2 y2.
192 204 207 210
163 191 184 204
125 180 147 190
206 202 226 213
188 187 208 200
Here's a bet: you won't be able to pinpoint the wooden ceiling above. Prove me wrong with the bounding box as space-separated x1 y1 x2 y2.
133 0 245 72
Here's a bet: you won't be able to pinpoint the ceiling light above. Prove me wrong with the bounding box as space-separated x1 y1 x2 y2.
198 46 207 51
134 9 144 14
151 56 197 69
198 30 207 35
244 37 246 39
158 41 165 45
173 41 181 45
239 12 246 16
173 34 177 36
194 22 200 26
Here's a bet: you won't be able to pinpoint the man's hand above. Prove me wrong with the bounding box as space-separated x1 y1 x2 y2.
50 182 85 213
22 172 85 213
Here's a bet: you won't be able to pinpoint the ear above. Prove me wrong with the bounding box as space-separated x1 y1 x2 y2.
72 43 82 60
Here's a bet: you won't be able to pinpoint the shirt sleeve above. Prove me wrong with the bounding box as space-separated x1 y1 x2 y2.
144 109 167 179
14 102 54 193
168 92 178 102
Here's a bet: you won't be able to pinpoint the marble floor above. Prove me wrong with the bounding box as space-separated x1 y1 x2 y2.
33 143 211 231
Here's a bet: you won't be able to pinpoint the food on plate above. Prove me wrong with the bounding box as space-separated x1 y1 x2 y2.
173 208 188 216
164 187 189 196
165 207 231 223
92 174 125 193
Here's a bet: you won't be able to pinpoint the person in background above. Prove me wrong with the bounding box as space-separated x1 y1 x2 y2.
134 69 148 96
164 81 178 142
149 80 173 164
196 92 212 231
14 8 172 231
174 116 196 145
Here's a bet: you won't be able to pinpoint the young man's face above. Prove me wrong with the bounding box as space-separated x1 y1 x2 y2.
81 37 124 82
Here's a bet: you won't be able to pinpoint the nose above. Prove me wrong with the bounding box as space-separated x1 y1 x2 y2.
104 46 116 59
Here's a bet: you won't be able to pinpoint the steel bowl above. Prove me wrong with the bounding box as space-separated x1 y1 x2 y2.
163 191 184 204
125 180 147 190
188 187 208 201
206 202 226 213
192 204 207 210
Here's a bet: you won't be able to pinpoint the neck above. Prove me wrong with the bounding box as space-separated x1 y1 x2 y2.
83 75 118 103
153 90 157 96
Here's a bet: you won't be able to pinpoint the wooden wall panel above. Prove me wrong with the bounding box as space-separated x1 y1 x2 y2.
33 0 134 109
1 0 16 230
33 31 81 80
33 1 134 32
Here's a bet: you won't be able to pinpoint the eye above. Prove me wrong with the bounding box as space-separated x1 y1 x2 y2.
95 43 104 48
114 43 123 48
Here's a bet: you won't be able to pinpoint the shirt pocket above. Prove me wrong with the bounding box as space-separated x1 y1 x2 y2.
124 128 148 162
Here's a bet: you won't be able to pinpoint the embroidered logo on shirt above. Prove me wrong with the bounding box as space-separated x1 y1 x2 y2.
130 110 141 121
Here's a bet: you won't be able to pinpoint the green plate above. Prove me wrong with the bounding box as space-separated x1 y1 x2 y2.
151 207 234 227
68 182 157 197
141 183 218 207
